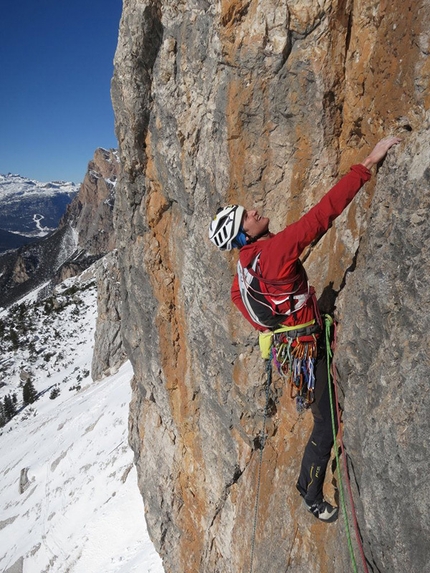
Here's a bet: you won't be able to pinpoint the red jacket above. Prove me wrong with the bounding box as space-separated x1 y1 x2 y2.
231 164 371 332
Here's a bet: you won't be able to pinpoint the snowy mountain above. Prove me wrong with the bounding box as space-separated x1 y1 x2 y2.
0 173 79 240
0 267 164 573
0 149 119 308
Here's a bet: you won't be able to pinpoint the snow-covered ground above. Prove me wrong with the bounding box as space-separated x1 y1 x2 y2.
0 173 78 201
0 271 164 573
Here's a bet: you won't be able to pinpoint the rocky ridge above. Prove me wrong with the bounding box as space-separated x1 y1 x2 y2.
60 148 119 257
111 1 430 572
0 149 120 309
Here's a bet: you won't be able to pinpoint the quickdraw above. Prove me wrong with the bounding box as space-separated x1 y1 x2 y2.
271 323 320 413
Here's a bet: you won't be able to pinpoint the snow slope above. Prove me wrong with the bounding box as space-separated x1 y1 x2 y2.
0 270 164 573
0 173 78 202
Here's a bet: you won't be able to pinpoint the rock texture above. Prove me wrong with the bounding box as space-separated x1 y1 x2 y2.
91 250 127 381
111 1 430 572
335 131 430 573
61 148 119 257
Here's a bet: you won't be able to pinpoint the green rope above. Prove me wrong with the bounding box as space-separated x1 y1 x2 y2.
249 322 361 572
324 315 358 573
249 358 272 573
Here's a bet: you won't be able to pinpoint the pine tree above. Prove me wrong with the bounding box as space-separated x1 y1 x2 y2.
9 328 19 350
3 394 16 421
49 387 61 400
23 380 38 405
0 401 5 427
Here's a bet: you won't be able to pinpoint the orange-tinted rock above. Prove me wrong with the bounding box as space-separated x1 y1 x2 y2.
112 1 430 572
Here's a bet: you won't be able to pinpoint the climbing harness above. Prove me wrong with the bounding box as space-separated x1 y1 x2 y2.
237 253 322 413
249 358 272 573
325 316 369 573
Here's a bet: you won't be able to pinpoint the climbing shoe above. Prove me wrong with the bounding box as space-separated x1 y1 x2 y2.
303 499 338 522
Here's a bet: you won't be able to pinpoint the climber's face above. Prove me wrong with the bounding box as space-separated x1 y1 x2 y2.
242 209 270 240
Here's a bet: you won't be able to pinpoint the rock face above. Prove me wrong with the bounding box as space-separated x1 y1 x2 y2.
91 250 127 381
111 1 430 572
60 148 119 257
335 133 430 572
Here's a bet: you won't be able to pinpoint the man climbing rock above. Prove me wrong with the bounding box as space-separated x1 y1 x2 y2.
209 136 401 522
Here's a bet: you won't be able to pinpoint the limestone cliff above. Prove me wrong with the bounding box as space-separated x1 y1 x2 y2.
335 133 430 572
91 250 127 381
60 147 119 260
111 1 430 572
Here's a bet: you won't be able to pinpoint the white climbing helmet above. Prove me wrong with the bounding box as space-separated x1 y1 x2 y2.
209 204 245 251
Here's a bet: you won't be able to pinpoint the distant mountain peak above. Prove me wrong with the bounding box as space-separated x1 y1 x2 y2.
0 174 80 240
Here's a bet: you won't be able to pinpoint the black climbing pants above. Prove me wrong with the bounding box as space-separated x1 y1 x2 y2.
296 343 337 505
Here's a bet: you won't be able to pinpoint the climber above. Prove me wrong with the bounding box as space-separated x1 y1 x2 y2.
208 136 401 522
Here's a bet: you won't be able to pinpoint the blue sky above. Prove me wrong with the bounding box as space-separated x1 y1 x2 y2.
0 1 123 184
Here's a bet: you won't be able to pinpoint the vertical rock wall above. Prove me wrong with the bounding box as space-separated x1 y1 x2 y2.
111 1 430 571
61 148 120 257
335 131 430 573
92 250 127 381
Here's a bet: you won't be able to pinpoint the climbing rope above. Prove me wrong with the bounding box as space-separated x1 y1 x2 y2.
249 358 272 573
325 315 369 573
249 319 369 573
